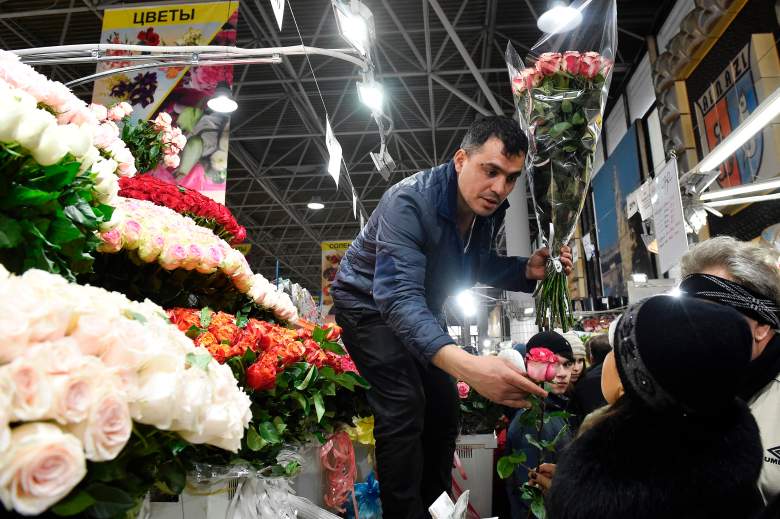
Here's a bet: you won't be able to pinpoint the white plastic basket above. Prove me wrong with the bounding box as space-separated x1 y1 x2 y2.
452 434 498 518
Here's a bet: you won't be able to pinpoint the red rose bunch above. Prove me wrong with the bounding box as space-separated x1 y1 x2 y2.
168 308 359 392
119 174 247 245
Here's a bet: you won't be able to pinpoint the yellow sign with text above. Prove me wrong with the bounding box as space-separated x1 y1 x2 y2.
101 2 238 30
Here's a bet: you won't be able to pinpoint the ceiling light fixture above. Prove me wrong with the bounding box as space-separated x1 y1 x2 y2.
537 1 583 34
703 191 780 208
357 79 384 114
332 0 375 56
699 176 780 201
307 196 325 210
207 81 237 113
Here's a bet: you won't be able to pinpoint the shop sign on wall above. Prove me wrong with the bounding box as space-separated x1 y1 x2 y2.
693 38 780 190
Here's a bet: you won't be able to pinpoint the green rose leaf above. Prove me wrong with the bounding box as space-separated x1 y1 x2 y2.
548 122 572 139
158 461 186 495
561 100 573 113
313 391 326 423
258 421 282 444
0 216 22 248
312 327 326 343
320 341 345 355
51 491 96 516
186 325 203 339
247 425 267 451
295 364 317 391
531 494 547 519
273 416 287 435
84 483 136 519
496 456 517 479
185 352 211 371
571 112 586 125
525 434 545 451
2 185 59 209
200 307 213 327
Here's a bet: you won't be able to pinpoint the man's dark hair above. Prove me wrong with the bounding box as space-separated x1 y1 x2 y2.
586 334 611 365
460 115 528 157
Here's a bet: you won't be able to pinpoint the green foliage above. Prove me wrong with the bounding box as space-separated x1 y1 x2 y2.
120 118 167 173
0 143 111 280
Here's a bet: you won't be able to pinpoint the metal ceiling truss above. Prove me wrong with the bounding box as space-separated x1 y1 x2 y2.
0 0 663 293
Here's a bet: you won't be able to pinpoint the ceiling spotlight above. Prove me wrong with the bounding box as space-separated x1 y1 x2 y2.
357 80 384 114
332 0 375 56
307 196 325 210
456 289 477 317
537 2 583 34
207 81 237 113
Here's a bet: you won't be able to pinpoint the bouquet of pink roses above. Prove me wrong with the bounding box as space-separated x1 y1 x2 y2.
507 0 617 332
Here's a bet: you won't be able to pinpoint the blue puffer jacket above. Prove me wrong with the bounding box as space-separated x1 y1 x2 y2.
331 160 535 364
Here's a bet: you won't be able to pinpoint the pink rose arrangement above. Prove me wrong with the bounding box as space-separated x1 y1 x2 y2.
0 266 253 515
524 347 560 383
98 197 298 322
117 109 187 173
507 46 615 333
0 50 97 128
457 381 471 399
151 111 187 169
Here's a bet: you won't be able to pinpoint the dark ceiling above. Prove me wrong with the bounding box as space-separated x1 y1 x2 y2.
0 0 675 293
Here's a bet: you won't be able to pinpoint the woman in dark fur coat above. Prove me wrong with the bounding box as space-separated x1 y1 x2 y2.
545 295 765 519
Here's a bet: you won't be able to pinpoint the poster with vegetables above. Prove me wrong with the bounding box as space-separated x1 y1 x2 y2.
92 1 239 203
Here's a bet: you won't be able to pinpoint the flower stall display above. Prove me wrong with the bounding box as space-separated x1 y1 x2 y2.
0 266 252 517
0 85 116 280
118 174 246 245
168 308 370 471
506 0 617 331
88 196 297 322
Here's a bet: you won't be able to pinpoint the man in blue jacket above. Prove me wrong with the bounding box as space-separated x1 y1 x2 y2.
331 116 572 518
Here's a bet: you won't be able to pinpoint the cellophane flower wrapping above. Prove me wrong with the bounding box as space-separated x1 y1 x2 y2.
505 0 617 331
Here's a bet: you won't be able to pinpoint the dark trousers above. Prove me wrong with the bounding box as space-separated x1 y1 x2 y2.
336 308 459 519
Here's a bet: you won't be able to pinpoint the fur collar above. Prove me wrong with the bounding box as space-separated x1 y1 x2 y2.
547 399 764 519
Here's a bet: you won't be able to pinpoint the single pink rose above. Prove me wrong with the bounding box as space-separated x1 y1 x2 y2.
579 51 602 79
107 105 126 122
535 52 562 76
153 111 173 128
163 154 180 169
122 220 142 249
159 243 187 270
93 121 120 149
137 235 165 263
99 229 122 253
117 161 136 177
561 51 581 75
89 103 108 122
118 102 133 117
525 347 559 383
457 381 470 399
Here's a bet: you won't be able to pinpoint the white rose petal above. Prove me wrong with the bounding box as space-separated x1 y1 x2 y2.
32 124 68 166
0 423 86 516
68 390 131 462
5 360 53 422
12 108 56 152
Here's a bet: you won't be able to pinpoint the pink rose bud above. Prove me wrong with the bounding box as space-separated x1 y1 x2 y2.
457 381 470 399
107 105 125 122
523 68 542 90
98 229 122 253
122 220 141 249
173 134 187 150
579 51 602 79
137 235 164 263
163 154 180 169
159 244 187 270
562 51 581 75
535 52 562 76
525 347 559 383
155 112 173 127
89 103 108 122
182 244 203 270
93 122 119 149
117 161 136 177
118 102 133 117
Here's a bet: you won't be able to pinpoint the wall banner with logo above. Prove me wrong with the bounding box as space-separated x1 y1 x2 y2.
321 241 351 314
92 1 240 203
686 0 780 193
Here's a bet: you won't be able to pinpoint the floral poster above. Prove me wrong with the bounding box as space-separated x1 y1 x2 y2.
92 2 239 203
321 241 350 315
